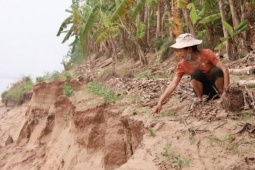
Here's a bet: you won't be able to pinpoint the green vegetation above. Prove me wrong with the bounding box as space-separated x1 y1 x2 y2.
63 112 69 124
56 0 254 68
161 143 190 169
135 70 174 80
162 143 175 159
151 37 164 50
215 20 249 51
135 70 152 79
149 128 156 137
157 37 174 61
50 71 61 82
62 83 74 97
36 77 45 84
238 113 253 121
1 70 75 105
171 157 190 170
208 134 235 148
86 82 117 104
35 71 61 83
1 76 33 106
64 72 72 80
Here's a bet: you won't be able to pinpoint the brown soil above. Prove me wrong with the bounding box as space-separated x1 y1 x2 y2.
1 53 255 170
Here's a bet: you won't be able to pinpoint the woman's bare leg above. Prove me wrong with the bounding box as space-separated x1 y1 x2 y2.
215 77 224 95
191 79 203 100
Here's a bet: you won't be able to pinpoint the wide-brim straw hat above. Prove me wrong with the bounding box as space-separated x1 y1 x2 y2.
170 33 202 49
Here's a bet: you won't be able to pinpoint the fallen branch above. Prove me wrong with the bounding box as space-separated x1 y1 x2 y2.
237 80 255 88
229 66 255 75
213 121 227 132
97 57 112 68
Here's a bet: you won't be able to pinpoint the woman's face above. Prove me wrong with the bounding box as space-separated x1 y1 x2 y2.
175 48 189 59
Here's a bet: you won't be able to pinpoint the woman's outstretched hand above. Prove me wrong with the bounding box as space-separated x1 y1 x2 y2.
153 102 162 116
217 91 227 104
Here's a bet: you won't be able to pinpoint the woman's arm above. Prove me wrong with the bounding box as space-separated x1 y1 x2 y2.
153 76 182 114
216 61 230 90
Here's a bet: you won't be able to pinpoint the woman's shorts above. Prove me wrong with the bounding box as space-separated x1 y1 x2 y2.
191 67 223 100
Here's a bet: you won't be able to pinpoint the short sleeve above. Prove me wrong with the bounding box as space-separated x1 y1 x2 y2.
175 62 185 78
204 49 219 65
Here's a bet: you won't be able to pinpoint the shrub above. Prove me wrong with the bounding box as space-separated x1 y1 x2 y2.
36 71 64 83
151 37 164 50
64 72 72 80
135 70 152 79
50 71 60 82
36 77 45 83
62 83 74 97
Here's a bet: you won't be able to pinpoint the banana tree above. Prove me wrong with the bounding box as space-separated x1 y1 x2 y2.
92 0 148 65
180 1 224 49
215 20 249 60
171 0 183 38
56 2 84 67
178 0 195 37
56 1 99 59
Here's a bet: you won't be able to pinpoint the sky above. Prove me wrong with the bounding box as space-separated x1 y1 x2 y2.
0 0 71 95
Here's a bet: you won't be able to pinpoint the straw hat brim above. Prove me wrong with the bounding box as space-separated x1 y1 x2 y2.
170 39 202 49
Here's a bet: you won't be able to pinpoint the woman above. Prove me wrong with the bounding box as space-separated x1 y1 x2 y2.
153 33 230 114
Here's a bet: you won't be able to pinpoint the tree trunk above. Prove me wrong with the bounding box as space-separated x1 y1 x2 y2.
156 0 161 37
138 0 145 26
163 0 172 37
121 25 148 65
171 1 183 38
228 0 240 28
147 6 150 44
230 39 238 60
218 0 231 60
102 42 109 55
110 39 117 73
144 5 148 44
121 28 127 56
182 8 195 37
229 0 242 59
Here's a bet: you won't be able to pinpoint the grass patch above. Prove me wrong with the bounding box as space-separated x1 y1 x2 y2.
238 113 253 121
1 76 33 106
35 71 62 84
35 77 45 83
161 143 190 169
86 82 118 104
63 112 69 125
208 134 235 148
135 70 152 79
149 128 156 137
49 71 61 81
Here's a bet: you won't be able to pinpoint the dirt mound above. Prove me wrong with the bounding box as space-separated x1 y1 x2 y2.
0 81 145 170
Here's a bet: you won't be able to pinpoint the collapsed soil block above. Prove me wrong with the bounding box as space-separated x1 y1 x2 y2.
222 86 245 112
